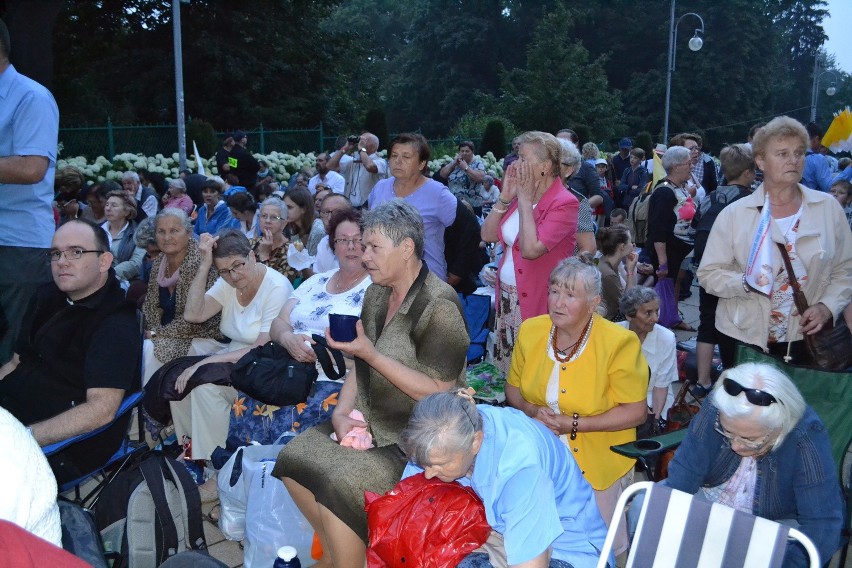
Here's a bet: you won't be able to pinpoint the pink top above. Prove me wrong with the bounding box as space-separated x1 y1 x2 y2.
497 178 579 320
163 194 195 216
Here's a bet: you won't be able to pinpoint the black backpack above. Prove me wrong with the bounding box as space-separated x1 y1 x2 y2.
94 454 208 568
691 185 751 265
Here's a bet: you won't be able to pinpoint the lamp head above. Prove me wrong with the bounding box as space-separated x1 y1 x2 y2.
688 32 703 51
826 84 837 97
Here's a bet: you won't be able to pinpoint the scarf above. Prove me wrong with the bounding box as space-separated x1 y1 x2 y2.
156 257 181 289
745 195 773 296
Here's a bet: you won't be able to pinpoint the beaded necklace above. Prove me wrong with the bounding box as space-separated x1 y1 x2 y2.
549 315 593 364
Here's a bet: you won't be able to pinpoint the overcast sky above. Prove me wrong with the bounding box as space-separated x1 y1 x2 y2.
824 0 851 74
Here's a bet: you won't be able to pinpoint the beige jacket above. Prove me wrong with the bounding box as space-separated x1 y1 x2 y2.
697 183 852 349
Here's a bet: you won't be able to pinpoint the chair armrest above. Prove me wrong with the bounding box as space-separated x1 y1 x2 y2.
610 428 688 460
43 391 144 457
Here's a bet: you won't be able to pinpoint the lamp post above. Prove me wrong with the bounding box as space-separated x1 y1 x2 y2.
810 55 838 123
662 0 705 145
173 0 187 171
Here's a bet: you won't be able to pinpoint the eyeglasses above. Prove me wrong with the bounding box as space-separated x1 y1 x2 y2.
723 378 779 406
334 238 364 249
47 248 104 262
320 210 338 218
217 256 249 277
714 420 773 450
259 214 283 221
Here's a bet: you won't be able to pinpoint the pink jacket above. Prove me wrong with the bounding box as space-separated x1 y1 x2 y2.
497 178 579 320
163 195 195 216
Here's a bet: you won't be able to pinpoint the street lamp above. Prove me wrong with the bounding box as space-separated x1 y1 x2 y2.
173 0 187 171
662 0 705 145
810 58 838 123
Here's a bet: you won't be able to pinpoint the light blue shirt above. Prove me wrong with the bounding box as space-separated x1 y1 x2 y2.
801 150 833 192
0 64 59 248
403 405 610 567
834 166 852 184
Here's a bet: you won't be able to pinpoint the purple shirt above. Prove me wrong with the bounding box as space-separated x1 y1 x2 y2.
368 177 457 281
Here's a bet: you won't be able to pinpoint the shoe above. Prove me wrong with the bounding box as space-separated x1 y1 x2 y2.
690 383 712 399
203 503 220 524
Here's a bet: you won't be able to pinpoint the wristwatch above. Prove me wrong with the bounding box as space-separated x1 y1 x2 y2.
358 147 367 154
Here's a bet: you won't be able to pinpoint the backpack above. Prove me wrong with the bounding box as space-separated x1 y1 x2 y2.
94 455 207 568
690 186 750 265
626 181 654 246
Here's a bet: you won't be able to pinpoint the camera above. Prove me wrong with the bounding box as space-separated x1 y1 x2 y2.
347 135 360 145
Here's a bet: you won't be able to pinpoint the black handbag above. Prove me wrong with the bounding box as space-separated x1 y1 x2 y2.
229 334 346 406
776 242 852 370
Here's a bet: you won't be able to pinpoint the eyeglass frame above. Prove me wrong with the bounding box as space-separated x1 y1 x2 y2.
258 213 284 221
722 378 779 406
47 248 105 262
333 237 365 250
216 254 251 277
714 419 774 451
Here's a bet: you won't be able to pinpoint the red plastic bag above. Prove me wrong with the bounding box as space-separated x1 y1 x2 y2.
365 473 491 568
655 277 680 328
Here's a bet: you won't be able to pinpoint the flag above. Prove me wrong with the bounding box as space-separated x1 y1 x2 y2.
192 141 205 176
822 107 852 153
744 195 774 296
652 147 667 187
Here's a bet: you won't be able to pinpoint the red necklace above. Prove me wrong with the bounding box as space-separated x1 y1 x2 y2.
551 316 593 363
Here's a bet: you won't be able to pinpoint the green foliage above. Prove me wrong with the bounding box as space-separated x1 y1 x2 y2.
363 108 389 151
481 120 508 159
634 131 654 156
186 119 218 158
450 113 517 150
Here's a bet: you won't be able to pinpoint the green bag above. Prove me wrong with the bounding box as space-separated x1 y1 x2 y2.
735 344 852 466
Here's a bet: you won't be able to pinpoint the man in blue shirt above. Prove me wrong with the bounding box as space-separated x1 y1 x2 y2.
801 122 834 192
0 19 60 364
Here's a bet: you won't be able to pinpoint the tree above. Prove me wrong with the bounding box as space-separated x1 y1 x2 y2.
481 120 508 158
1 0 64 88
363 108 389 151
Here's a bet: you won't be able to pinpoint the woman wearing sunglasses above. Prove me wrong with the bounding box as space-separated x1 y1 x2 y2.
665 362 842 567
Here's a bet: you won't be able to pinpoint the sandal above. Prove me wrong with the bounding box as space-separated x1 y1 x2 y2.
204 503 220 525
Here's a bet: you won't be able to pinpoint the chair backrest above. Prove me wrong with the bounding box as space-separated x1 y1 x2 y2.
457 292 492 363
596 482 821 568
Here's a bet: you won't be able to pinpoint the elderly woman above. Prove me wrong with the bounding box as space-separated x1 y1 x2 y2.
597 225 638 321
439 140 487 215
140 209 223 384
697 116 852 368
368 133 458 280
670 132 718 195
647 145 696 328
249 196 298 283
170 229 294 463
227 191 259 239
101 190 145 282
666 363 842 567
284 187 326 257
558 139 597 255
162 179 194 215
193 178 239 237
81 181 112 224
505 257 648 558
400 391 610 568
617 287 678 429
273 201 469 568
482 131 579 375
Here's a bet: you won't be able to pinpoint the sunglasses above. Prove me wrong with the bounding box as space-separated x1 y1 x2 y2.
722 378 779 406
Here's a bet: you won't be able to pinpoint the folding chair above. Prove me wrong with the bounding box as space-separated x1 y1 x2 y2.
458 292 493 363
595 481 821 568
610 428 687 482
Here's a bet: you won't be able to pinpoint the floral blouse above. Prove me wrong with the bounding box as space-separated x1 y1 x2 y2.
251 236 299 285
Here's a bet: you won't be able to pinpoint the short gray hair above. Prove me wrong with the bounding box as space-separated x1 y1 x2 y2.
260 196 287 219
167 178 187 192
549 256 601 297
134 216 157 248
661 146 691 173
559 139 582 170
154 207 193 234
212 228 251 259
619 286 659 318
399 390 482 467
711 362 806 450
362 200 425 260
123 171 140 182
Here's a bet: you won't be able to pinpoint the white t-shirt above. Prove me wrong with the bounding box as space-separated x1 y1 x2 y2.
289 269 372 380
499 209 521 286
312 235 338 274
206 267 294 351
339 154 388 207
617 321 678 416
308 171 345 195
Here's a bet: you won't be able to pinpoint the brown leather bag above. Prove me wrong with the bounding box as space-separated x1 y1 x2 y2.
776 242 852 370
658 380 701 479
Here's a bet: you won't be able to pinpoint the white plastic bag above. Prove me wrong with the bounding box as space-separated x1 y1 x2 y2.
217 447 248 541
287 242 315 271
243 457 315 568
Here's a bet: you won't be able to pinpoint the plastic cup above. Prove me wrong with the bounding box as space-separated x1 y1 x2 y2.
329 314 359 342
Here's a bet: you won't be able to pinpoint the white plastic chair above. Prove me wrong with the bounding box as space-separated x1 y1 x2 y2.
595 481 820 568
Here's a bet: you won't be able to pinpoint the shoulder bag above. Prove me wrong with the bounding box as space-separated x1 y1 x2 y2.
776 242 852 370
230 334 346 406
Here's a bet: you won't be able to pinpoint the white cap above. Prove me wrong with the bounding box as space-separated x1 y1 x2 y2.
595 158 608 167
277 546 298 561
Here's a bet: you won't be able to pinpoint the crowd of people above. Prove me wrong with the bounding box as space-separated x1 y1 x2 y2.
0 15 849 565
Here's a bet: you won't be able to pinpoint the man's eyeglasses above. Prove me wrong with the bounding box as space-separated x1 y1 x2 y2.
47 248 103 262
259 214 283 221
320 210 338 218
723 378 779 406
333 238 364 250
217 256 249 277
714 420 773 450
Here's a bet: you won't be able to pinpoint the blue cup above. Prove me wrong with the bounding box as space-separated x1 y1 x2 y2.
329 314 359 342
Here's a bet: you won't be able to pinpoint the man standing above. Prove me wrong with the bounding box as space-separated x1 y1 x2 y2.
215 135 234 179
612 137 633 182
803 122 834 192
308 152 345 195
0 19 60 366
121 171 158 220
327 132 387 208
312 193 353 274
228 131 260 192
0 219 140 484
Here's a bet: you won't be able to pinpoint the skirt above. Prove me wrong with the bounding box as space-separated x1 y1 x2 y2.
493 284 522 377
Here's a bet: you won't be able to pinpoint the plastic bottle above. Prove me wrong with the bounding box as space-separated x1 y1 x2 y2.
273 545 302 568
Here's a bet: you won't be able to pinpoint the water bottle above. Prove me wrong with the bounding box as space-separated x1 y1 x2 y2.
273 545 301 568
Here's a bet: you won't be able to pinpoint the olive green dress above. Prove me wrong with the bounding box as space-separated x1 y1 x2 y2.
272 264 469 541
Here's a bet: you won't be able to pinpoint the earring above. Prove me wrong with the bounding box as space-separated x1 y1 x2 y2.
540 171 545 176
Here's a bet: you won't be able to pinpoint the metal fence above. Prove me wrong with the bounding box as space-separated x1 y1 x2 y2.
58 121 483 160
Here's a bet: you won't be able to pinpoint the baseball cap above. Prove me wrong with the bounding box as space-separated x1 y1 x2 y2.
595 158 608 167
619 137 633 149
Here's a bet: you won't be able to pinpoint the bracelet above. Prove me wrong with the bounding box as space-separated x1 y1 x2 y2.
491 206 508 214
570 412 579 440
742 274 751 293
498 197 512 206
658 263 668 270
